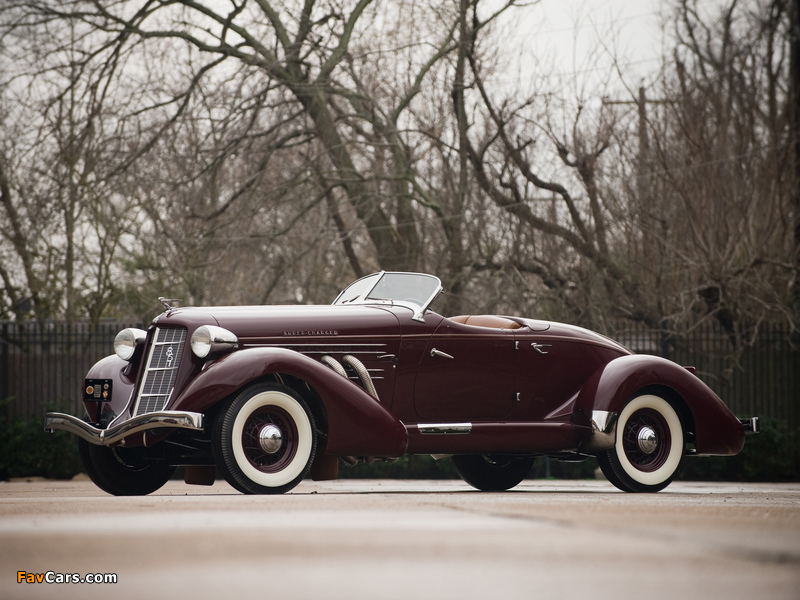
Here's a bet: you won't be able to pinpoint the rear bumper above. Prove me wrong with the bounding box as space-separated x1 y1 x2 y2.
740 417 759 434
44 411 204 446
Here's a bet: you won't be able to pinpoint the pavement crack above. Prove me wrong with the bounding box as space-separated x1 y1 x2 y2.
427 500 574 529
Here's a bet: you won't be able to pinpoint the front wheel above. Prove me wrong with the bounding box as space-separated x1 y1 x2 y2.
213 382 317 494
597 394 684 493
452 454 534 491
78 438 175 496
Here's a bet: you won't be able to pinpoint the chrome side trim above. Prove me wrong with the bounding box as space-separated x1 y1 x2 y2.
262 343 389 353
44 411 204 446
579 410 618 453
418 423 472 435
591 410 617 434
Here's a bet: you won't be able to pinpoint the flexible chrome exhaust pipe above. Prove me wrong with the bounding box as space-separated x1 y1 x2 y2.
320 354 380 401
342 354 379 400
320 355 348 378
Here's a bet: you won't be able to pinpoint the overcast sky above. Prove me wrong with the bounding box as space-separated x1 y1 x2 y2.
497 0 668 99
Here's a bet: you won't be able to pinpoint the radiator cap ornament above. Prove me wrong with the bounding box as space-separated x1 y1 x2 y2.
158 297 182 310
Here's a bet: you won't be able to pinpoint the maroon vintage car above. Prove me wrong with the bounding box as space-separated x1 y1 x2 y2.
45 271 757 495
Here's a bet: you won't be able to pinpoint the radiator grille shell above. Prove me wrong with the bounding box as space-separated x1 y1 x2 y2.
133 327 187 416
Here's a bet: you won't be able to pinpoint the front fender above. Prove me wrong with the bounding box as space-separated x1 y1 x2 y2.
82 355 137 424
172 347 408 458
574 354 744 455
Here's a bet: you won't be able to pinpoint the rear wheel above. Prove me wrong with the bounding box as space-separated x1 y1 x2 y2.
453 454 534 491
213 382 317 494
597 394 684 493
78 438 175 496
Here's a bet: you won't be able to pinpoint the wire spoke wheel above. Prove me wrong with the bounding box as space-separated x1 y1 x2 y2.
598 394 684 493
620 409 671 472
240 405 298 473
214 383 316 495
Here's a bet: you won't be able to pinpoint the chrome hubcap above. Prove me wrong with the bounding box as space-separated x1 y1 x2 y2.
258 424 283 454
637 426 658 454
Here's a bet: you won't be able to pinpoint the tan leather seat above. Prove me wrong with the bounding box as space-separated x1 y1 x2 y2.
450 315 521 329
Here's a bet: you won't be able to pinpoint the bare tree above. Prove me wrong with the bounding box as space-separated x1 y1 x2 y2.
641 0 797 339
0 16 138 324
17 0 459 272
446 0 655 327
444 0 796 338
2 0 526 316
3 0 794 334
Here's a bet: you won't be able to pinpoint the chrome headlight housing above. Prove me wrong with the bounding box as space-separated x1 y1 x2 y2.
113 328 147 361
190 325 238 358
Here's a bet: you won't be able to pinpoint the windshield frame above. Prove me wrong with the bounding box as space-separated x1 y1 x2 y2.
333 271 443 322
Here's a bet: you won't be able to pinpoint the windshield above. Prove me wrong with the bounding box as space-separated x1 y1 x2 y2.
334 273 381 305
333 272 442 321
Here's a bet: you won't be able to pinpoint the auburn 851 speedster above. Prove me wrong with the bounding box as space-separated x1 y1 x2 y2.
45 272 757 495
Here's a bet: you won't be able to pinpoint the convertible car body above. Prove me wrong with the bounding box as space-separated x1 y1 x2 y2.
45 272 757 494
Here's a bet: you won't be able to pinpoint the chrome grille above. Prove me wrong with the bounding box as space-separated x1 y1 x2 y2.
134 327 187 416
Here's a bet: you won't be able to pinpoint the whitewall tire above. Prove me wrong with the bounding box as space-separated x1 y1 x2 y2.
597 394 684 493
214 383 316 494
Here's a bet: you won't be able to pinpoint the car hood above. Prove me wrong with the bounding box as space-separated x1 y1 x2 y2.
152 304 401 341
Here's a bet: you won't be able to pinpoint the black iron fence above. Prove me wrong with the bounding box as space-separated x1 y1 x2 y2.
1 321 143 418
612 321 799 473
613 321 798 433
2 319 798 470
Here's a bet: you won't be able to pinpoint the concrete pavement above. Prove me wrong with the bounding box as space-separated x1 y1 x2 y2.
1 478 799 599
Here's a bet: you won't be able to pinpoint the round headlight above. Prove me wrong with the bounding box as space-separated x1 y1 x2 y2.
191 325 238 358
114 328 147 361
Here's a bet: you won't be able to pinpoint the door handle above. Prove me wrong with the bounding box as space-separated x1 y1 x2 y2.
531 343 551 355
430 348 454 360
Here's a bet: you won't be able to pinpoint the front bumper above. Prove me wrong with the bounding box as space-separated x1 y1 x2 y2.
44 411 204 446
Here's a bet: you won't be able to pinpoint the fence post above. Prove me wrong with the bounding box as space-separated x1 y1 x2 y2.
659 318 670 360
1 322 8 402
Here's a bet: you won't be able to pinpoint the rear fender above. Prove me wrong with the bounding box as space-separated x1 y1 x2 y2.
172 347 407 457
574 354 744 455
